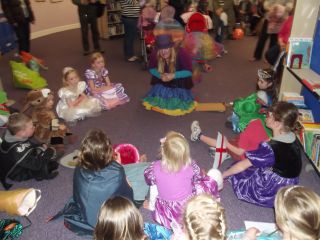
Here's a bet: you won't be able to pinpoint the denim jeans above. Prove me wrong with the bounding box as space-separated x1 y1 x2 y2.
121 16 138 59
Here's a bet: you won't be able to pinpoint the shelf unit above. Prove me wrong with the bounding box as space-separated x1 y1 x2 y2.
97 0 124 39
279 0 320 176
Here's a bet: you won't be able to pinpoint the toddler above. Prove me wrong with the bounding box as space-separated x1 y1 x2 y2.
56 67 101 123
94 196 146 240
0 113 59 189
85 52 129 110
144 131 219 229
171 193 227 240
95 196 173 240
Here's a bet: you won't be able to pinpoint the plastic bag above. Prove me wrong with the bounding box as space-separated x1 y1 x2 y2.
227 229 282 240
10 61 47 90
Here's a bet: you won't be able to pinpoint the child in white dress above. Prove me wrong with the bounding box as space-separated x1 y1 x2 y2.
56 67 101 123
85 52 129 110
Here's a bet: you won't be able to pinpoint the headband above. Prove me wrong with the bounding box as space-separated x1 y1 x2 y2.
258 69 272 80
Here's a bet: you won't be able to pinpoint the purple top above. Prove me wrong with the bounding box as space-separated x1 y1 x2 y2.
145 160 196 201
84 68 108 91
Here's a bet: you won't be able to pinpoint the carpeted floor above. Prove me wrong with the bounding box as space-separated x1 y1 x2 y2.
0 29 319 240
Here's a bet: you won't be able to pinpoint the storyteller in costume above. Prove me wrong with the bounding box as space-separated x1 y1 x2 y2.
142 34 196 116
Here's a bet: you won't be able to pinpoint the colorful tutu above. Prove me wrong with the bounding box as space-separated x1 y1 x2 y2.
142 84 197 116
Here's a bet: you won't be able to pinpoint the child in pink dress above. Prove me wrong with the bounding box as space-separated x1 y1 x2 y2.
144 131 219 229
85 52 129 110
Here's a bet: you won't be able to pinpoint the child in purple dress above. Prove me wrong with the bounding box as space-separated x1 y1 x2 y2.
144 131 219 229
85 52 129 110
222 101 302 208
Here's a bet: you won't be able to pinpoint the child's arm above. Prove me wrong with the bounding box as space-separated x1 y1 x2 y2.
87 79 112 93
103 75 111 86
222 159 252 178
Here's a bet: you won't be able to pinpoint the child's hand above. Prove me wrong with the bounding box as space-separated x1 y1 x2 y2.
114 151 121 163
243 227 260 240
59 124 67 131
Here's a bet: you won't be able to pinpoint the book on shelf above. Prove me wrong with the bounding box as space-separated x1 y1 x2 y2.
286 37 313 69
281 92 307 108
298 108 314 123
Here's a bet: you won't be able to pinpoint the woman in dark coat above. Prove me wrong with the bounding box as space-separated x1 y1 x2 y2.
1 0 35 52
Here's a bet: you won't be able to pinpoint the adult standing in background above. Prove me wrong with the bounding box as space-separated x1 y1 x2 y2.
72 0 103 56
119 0 140 62
249 0 293 61
168 0 189 26
212 0 236 40
1 0 35 53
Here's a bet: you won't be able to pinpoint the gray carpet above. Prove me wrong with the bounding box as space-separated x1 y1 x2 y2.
0 29 319 239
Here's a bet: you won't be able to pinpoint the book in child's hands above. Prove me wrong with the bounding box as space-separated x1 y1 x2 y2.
287 37 313 69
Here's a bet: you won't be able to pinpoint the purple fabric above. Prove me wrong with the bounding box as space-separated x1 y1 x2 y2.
229 142 299 208
144 160 219 228
84 68 129 109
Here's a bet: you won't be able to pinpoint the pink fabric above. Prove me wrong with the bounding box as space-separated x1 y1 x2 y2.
278 15 293 44
237 119 269 160
152 161 194 201
144 160 219 228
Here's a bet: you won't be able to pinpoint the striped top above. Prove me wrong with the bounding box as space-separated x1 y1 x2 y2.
119 0 140 18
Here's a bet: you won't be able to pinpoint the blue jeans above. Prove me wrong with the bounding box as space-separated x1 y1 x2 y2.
121 16 138 59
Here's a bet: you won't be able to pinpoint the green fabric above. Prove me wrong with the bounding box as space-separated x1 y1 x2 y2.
0 91 7 104
234 93 272 137
10 61 47 90
143 96 195 111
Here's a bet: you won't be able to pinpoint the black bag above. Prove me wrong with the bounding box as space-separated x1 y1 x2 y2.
96 2 105 18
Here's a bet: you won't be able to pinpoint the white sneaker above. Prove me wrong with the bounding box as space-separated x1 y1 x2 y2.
190 120 202 141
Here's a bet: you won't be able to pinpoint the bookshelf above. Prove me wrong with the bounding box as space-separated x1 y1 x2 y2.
97 0 124 39
279 0 320 176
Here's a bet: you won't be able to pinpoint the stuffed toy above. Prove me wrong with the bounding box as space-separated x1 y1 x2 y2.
21 88 71 145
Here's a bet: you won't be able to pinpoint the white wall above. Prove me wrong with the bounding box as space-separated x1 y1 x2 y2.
30 0 80 39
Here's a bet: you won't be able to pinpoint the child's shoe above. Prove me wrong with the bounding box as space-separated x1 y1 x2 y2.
191 121 202 141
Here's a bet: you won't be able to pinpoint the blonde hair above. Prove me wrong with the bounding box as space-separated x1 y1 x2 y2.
275 185 320 240
161 131 191 172
157 47 176 74
90 52 104 64
7 113 32 135
183 194 227 240
78 129 114 171
62 67 78 87
94 196 145 240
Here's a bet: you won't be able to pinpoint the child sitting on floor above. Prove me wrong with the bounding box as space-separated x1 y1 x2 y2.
144 131 220 229
94 196 173 240
192 102 302 208
0 113 59 189
56 67 101 123
227 68 277 134
85 52 129 110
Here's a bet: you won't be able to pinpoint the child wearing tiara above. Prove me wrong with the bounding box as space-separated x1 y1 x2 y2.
56 67 101 123
193 102 302 208
227 68 278 134
144 131 219 229
85 52 129 110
